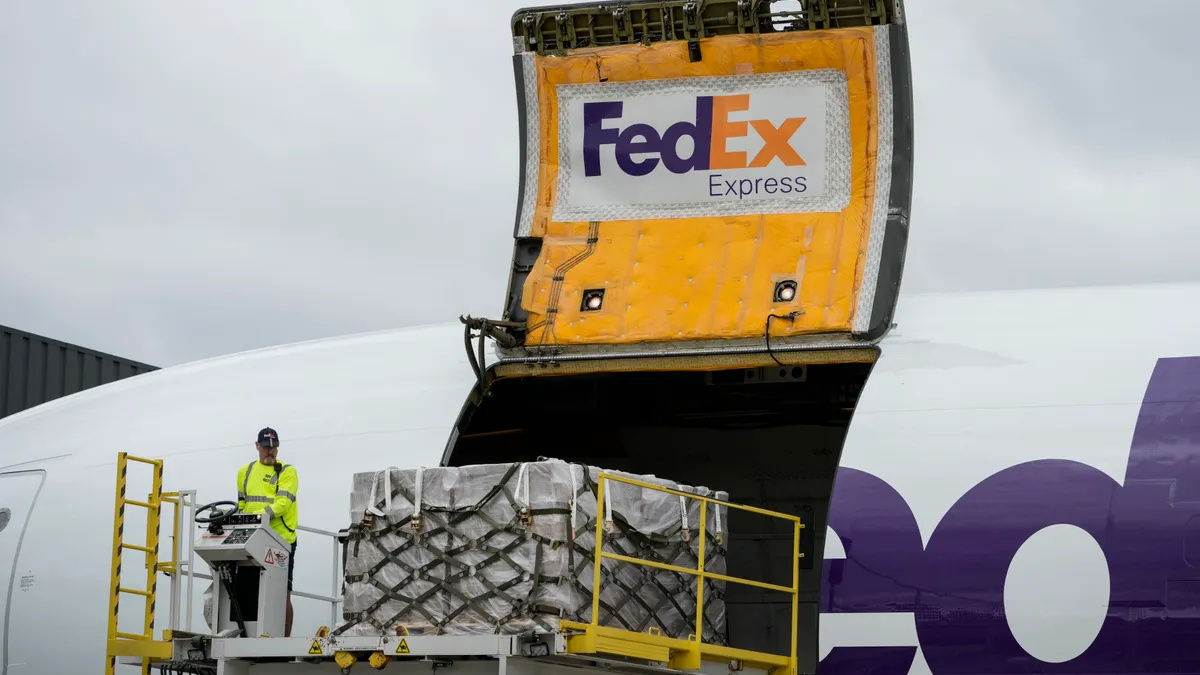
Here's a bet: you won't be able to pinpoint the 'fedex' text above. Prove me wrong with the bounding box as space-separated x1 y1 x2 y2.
582 94 808 178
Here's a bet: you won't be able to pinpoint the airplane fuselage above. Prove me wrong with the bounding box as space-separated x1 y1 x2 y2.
2 283 1199 675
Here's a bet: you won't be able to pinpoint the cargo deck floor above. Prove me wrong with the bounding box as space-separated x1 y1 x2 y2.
130 625 793 675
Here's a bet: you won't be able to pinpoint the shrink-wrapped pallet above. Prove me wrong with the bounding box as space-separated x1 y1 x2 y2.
334 458 729 644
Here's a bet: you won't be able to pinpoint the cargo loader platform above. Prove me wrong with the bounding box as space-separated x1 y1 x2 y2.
105 454 804 675
147 622 794 675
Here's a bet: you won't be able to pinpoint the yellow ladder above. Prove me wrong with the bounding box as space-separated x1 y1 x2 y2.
105 452 168 675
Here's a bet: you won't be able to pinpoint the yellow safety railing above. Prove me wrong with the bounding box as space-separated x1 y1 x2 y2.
105 452 173 674
560 472 804 675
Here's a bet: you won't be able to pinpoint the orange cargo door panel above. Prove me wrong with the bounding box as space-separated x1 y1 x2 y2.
501 1 913 359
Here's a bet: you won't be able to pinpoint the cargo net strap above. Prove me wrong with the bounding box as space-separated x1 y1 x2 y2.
334 461 729 645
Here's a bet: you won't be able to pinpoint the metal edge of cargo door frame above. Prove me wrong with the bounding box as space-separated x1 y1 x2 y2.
863 0 914 344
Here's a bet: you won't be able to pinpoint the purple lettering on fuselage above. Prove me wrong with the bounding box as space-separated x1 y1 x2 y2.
821 356 1200 675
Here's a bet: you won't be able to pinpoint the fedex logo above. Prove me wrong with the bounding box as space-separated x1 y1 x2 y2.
582 94 807 179
821 356 1200 675
554 75 844 221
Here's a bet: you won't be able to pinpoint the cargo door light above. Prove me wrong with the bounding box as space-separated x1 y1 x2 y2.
582 289 605 311
773 280 797 303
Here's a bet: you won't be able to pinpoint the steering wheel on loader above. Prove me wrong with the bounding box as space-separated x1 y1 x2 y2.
194 500 239 533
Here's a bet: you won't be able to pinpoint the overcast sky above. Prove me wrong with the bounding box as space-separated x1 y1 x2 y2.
2 1 1198 367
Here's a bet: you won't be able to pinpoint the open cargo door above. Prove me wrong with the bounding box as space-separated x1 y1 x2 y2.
492 0 913 363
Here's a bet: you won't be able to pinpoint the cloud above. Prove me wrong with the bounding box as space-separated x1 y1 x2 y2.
899 0 1200 293
1 0 526 365
1 0 1196 365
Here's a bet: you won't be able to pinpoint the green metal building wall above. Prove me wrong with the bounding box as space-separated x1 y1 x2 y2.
0 325 158 420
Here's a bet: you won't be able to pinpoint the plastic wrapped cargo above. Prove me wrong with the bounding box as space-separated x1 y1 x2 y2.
335 458 729 643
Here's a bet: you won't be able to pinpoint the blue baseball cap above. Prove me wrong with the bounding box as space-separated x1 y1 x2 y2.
257 427 279 448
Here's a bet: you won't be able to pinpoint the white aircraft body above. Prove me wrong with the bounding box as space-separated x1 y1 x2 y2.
2 281 1199 675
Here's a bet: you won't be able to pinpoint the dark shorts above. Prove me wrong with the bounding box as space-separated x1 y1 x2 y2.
288 541 296 592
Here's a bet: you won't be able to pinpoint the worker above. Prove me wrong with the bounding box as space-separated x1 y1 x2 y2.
236 426 299 637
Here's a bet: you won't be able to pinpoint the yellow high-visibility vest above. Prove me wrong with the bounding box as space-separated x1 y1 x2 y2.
237 460 298 545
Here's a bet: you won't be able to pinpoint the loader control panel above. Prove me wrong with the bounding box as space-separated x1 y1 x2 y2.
219 528 255 546
224 513 264 527
194 505 291 638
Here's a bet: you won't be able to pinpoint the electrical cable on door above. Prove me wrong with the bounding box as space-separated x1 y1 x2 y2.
765 311 805 366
